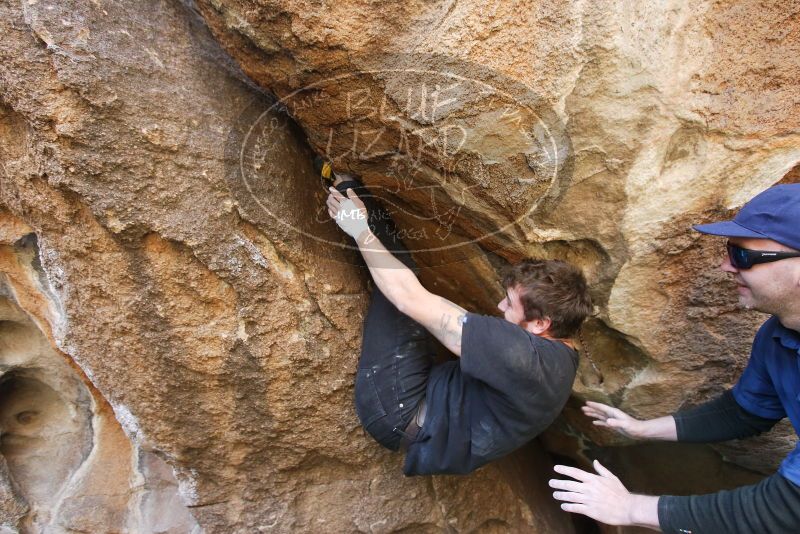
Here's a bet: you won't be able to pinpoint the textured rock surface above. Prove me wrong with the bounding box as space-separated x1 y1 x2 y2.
194 0 800 512
0 219 197 533
0 0 574 532
1 0 799 532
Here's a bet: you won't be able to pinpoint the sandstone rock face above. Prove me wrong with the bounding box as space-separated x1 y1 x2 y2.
0 0 574 532
1 0 798 532
196 0 800 509
0 219 197 533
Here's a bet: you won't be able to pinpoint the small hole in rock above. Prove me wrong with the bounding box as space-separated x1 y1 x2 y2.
15 410 38 425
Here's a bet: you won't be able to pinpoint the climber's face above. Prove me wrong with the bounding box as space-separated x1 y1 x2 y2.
720 237 800 317
497 285 524 324
497 285 552 335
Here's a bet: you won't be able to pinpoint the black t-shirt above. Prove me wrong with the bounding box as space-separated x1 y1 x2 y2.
403 312 579 476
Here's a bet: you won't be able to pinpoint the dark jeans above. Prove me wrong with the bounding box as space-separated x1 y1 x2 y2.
334 179 435 451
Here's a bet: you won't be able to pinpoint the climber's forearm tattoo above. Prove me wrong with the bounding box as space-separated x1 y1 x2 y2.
437 298 467 351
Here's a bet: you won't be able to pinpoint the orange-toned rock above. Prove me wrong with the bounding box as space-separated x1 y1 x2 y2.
195 0 800 518
0 0 575 531
2 0 799 531
0 223 197 532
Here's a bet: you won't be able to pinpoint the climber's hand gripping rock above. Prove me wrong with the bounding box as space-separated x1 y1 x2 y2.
327 187 372 242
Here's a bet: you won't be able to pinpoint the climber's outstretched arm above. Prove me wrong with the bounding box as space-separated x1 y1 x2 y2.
353 227 467 356
326 186 466 356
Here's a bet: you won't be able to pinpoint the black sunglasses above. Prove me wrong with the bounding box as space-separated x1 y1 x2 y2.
726 242 800 269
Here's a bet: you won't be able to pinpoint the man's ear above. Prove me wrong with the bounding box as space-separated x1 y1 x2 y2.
528 317 552 335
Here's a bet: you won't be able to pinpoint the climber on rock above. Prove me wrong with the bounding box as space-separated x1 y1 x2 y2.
321 160 593 476
550 184 800 533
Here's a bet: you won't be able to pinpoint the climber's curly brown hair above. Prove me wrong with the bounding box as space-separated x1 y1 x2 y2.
501 258 593 338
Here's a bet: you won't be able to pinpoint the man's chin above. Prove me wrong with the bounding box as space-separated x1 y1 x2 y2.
737 295 763 312
735 285 752 307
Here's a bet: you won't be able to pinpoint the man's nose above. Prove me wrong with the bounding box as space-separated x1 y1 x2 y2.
720 254 738 274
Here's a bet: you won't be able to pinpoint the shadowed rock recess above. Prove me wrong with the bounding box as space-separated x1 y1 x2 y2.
0 230 198 533
0 0 798 532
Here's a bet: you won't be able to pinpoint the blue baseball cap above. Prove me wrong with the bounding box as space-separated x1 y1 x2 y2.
693 184 800 251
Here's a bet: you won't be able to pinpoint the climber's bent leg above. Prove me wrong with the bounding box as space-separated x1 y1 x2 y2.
333 179 434 450
354 284 434 450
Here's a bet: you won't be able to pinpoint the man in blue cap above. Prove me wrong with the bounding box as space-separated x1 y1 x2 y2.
550 183 800 532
